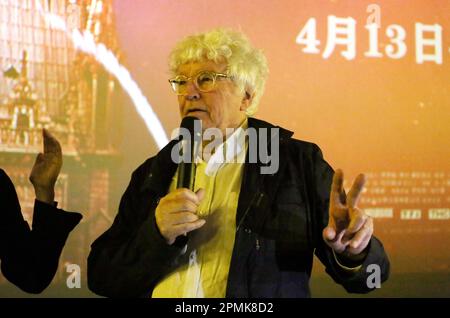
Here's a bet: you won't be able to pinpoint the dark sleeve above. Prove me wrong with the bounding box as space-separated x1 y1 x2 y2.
87 164 186 298
1 200 82 294
309 144 390 293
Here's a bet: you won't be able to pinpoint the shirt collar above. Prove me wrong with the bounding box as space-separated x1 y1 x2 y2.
200 118 248 176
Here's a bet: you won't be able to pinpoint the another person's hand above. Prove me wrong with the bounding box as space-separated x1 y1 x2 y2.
29 129 62 204
155 188 206 245
323 169 373 262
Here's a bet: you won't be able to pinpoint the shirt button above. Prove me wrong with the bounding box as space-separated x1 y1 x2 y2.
244 228 252 234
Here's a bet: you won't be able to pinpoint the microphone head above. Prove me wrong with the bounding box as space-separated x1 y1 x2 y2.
179 116 202 141
180 116 197 135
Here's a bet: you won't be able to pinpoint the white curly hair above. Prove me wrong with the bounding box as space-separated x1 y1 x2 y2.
168 28 269 116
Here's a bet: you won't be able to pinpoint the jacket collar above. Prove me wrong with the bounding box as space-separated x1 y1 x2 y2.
139 117 294 201
247 117 293 144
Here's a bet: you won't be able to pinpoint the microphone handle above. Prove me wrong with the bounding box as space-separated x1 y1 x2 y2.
176 161 196 190
176 138 198 190
176 139 198 244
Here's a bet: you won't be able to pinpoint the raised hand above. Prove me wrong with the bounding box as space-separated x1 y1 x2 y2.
323 169 373 259
29 129 62 204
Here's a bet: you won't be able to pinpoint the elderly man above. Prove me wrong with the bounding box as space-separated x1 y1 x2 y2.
87 28 389 298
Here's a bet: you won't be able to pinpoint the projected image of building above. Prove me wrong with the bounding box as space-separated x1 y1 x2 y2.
0 0 121 294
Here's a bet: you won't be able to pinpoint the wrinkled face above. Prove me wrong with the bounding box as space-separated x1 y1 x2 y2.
176 60 250 133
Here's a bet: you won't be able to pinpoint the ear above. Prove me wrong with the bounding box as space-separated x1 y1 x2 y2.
240 91 254 112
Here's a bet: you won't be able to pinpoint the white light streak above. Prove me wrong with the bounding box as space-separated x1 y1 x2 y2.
35 0 169 149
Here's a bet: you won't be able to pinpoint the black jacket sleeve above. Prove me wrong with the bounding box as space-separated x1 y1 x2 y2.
87 161 185 297
0 169 82 294
309 145 390 293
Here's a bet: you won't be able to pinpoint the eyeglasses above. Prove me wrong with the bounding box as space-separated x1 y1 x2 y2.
168 70 232 95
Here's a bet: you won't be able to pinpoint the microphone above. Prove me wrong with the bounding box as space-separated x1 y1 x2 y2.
176 116 202 190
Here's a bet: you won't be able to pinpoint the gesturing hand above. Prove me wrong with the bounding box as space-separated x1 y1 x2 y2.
323 169 373 259
29 129 62 204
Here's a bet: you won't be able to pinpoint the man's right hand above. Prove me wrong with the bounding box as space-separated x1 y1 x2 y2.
155 188 206 245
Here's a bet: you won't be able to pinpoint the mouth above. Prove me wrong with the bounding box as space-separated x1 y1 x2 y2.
186 108 207 115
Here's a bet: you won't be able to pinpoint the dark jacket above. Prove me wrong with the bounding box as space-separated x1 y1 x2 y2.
0 169 82 294
87 117 390 298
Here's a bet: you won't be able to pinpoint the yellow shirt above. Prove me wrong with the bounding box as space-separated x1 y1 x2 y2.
152 120 248 298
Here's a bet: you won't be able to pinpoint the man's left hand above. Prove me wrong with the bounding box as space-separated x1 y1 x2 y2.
323 169 373 261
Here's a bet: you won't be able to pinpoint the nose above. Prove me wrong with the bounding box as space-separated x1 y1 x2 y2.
185 80 200 101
